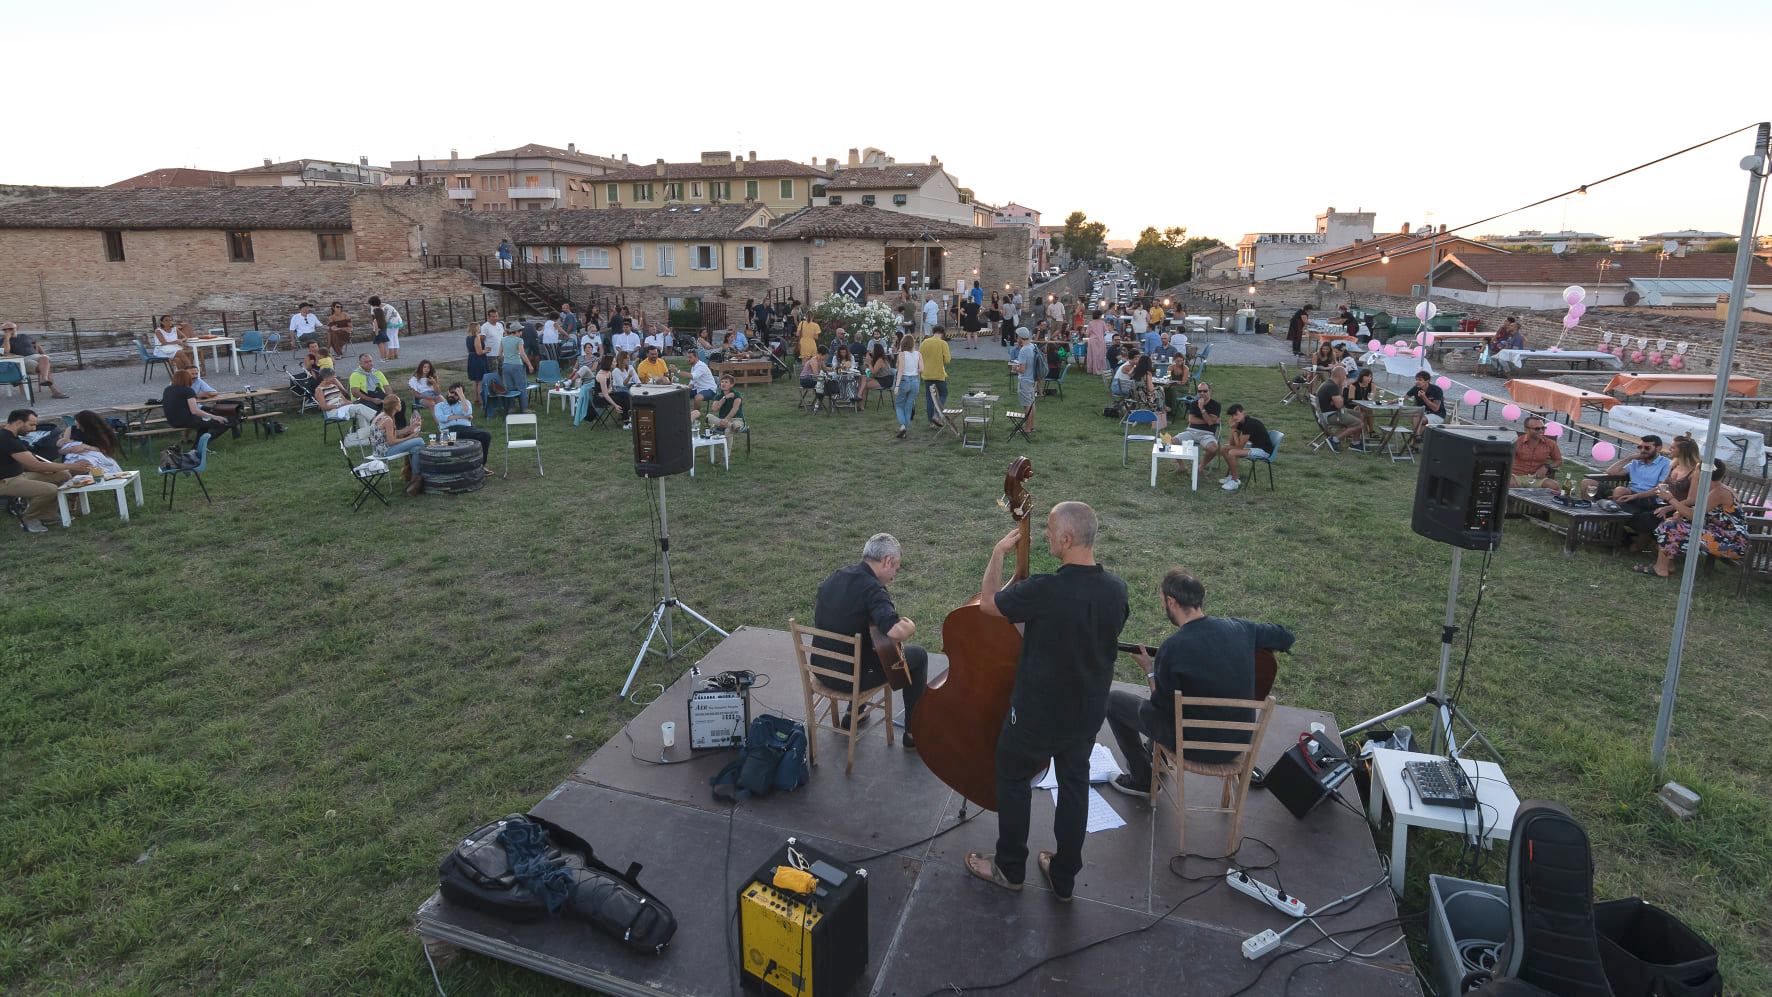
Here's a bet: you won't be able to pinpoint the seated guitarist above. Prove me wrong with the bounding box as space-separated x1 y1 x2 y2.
1107 569 1295 798
812 533 929 747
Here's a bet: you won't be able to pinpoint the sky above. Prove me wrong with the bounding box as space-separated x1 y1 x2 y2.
9 0 1771 246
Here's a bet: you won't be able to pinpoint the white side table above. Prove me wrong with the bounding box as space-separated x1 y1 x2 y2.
1365 747 1519 894
690 433 728 476
1150 442 1199 490
546 387 576 415
56 470 144 527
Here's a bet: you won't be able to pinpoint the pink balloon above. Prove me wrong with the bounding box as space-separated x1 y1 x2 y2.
1383 345 1398 356
1463 389 1482 406
1502 403 1521 421
1424 332 1437 346
1563 285 1587 306
1367 338 1381 351
1393 339 1408 348
1544 422 1564 438
1592 442 1618 462
1563 314 1581 330
1649 351 1663 366
1568 301 1587 319
1411 346 1423 358
1631 350 1646 364
1611 346 1625 358
1435 376 1452 390
1415 331 1427 344
1669 354 1686 370
1547 345 1562 352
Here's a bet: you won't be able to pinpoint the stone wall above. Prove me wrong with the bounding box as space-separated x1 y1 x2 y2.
978 226 1031 301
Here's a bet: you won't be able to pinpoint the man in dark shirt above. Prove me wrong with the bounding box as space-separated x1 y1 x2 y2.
1403 370 1446 442
2 408 95 533
967 501 1129 901
2 322 69 399
1315 366 1366 453
1107 569 1295 796
1214 403 1274 492
1287 305 1310 356
811 533 929 745
1178 382 1222 467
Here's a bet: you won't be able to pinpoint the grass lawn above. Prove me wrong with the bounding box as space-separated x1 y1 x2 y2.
3 358 1767 993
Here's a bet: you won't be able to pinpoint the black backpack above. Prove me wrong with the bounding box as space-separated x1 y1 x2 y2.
711 714 809 801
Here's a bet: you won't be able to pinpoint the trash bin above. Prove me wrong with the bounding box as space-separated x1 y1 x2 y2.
1234 308 1257 334
1592 898 1721 997
1428 874 1509 997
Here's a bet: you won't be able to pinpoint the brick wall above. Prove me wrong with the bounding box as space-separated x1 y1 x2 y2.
979 226 1031 301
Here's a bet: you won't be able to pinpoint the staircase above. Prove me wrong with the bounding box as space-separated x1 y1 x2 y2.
426 255 616 318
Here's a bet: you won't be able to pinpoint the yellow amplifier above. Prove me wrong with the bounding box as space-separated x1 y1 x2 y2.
737 839 867 997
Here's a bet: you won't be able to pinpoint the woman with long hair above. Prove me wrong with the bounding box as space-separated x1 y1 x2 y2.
326 302 353 357
161 367 230 447
609 351 636 429
1085 310 1110 375
1641 459 1747 577
891 332 922 438
409 360 442 417
60 410 123 475
1131 354 1166 429
371 394 426 496
150 315 185 360
859 342 891 412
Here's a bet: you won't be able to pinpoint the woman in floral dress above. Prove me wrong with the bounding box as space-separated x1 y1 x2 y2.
1637 459 1747 577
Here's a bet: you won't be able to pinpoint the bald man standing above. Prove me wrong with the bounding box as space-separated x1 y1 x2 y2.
966 501 1129 902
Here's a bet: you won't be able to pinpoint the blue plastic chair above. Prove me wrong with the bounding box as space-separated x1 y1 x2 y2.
535 359 564 389
157 434 212 508
0 361 26 400
237 330 267 372
136 338 172 382
1244 430 1284 491
1122 408 1159 466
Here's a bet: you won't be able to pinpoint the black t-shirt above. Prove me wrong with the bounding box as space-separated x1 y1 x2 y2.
1238 415 1273 452
1315 382 1344 413
1289 310 1307 335
162 384 201 427
1406 383 1445 412
1351 380 1375 402
1148 617 1295 764
1187 397 1221 429
4 332 34 356
812 561 902 692
994 563 1130 742
0 428 29 480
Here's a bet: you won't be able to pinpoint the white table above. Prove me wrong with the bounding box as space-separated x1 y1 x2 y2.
1492 348 1621 371
1604 404 1765 473
1365 747 1519 894
0 356 31 402
188 337 239 376
546 387 577 415
689 432 728 476
55 470 144 528
1150 442 1200 490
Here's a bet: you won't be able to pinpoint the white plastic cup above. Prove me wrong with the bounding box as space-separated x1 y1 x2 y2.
661 721 676 749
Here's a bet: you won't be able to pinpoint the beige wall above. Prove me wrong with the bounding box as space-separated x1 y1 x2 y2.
814 172 973 226
766 238 984 305
591 175 810 214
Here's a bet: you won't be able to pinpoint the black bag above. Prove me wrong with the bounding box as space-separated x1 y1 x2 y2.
1592 898 1721 997
711 714 809 801
437 813 677 954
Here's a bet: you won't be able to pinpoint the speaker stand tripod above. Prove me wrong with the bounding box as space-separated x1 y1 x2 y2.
1340 547 1501 761
618 476 728 700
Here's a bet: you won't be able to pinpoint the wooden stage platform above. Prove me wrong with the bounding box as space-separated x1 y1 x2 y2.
415 626 1420 996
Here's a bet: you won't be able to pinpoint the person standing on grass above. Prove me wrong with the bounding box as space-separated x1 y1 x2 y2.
967 501 1127 903
2 408 95 534
891 332 922 439
1010 329 1041 435
920 326 950 428
367 296 403 361
1045 295 1064 334
921 294 939 336
1287 304 1310 357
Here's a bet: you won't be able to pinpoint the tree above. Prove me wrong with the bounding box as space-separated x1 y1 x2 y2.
1705 239 1739 254
1057 211 1108 263
1127 226 1224 288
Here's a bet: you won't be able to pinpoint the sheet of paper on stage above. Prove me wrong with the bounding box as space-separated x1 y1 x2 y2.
1045 786 1128 833
1033 743 1124 790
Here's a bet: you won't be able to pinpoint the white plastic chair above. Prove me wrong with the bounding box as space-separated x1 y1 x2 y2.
504 413 542 478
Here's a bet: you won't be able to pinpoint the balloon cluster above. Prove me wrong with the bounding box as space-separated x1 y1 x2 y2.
1562 285 1586 330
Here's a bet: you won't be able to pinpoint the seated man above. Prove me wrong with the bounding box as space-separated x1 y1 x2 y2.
433 383 492 465
1315 366 1366 453
680 352 718 414
1107 569 1295 797
1403 370 1446 442
1176 381 1222 469
612 324 643 359
642 324 673 356
315 369 377 436
1510 416 1563 492
1603 434 1670 546
1216 403 1272 492
348 354 389 405
705 374 745 444
2 323 70 399
636 345 671 385
811 533 929 748
2 408 96 534
732 326 750 354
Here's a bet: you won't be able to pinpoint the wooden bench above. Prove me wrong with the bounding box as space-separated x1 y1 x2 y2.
125 424 189 455
242 410 286 438
1570 421 1641 458
1469 391 1555 423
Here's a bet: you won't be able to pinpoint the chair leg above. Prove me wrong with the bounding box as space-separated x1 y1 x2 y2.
1175 764 1187 856
193 472 211 505
882 686 894 747
1226 776 1248 853
844 694 859 775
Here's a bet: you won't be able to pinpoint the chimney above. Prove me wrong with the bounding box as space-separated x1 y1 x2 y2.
930 155 940 166
749 150 757 161
1439 224 1447 235
1400 221 1410 234
735 158 745 173
847 148 860 166
360 155 368 166
699 151 732 165
567 142 577 154
655 158 666 177
825 158 837 171
450 148 458 160
263 158 273 167
621 153 628 163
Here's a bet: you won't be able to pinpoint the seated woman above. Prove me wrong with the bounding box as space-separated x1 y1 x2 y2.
1310 341 1336 370
315 368 377 436
433 383 492 464
161 368 232 448
408 359 443 417
370 394 427 497
564 355 599 423
60 410 124 476
609 351 637 429
1640 459 1747 577
858 344 891 412
150 315 185 360
1129 354 1166 428
1331 342 1359 378
1110 354 1139 399
694 327 717 361
1348 367 1379 433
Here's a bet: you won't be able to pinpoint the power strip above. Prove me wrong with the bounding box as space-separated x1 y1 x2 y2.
1225 868 1306 918
1242 928 1284 960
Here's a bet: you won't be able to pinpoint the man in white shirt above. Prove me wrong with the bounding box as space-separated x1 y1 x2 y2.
921 295 939 335
578 330 601 360
478 310 506 362
643 323 673 355
1045 297 1065 331
1130 304 1149 339
288 303 323 352
1168 329 1189 359
680 353 719 414
612 323 643 358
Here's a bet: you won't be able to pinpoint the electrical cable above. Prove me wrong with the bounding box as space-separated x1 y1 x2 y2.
1188 121 1763 296
421 936 449 997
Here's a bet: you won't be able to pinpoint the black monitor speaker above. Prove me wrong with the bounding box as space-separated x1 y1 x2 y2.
1411 425 1516 550
630 384 692 478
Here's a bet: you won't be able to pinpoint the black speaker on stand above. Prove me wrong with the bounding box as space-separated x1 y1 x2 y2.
619 383 727 699
1342 425 1515 761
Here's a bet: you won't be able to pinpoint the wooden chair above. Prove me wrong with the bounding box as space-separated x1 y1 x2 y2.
1150 694 1274 854
788 618 894 775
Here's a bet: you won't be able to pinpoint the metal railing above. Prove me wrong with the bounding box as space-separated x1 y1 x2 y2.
425 255 627 319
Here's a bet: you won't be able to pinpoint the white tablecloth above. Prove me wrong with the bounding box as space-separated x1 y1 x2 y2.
1604 405 1765 473
1376 354 1434 381
1493 349 1622 370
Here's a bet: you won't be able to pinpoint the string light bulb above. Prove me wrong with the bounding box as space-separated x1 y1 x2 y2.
1380 253 1391 264
1247 284 1257 295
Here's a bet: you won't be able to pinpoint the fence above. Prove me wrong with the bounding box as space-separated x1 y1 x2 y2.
22 293 493 370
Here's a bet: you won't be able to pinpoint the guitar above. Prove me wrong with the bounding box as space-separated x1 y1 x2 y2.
872 624 912 692
1117 642 1278 701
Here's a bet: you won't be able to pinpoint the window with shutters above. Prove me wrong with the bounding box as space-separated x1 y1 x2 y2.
606 183 619 203
866 272 885 294
317 232 347 261
578 248 611 269
780 179 794 199
692 245 717 271
690 182 702 198
745 180 759 200
811 183 827 198
861 195 876 206
102 230 125 262
893 194 908 206
631 244 646 270
633 183 654 202
226 231 254 263
664 182 683 200
828 195 843 205
548 246 565 263
657 245 676 276
738 245 761 270
710 181 730 201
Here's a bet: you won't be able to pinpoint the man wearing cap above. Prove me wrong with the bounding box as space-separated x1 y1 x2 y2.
1011 328 1041 435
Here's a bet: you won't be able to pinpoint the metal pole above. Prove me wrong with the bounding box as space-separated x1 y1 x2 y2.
1652 121 1769 769
69 318 83 369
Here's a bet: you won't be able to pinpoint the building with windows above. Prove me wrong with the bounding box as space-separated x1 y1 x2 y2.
231 157 393 188
1428 252 1772 309
1238 207 1375 282
989 203 1046 282
589 152 825 215
811 149 973 225
1298 224 1506 296
764 205 989 307
388 144 630 211
1639 230 1734 252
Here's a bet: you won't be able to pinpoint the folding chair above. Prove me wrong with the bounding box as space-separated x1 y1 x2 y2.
340 439 390 510
788 618 894 775
1004 399 1035 443
1122 409 1158 466
1277 362 1309 405
1043 361 1067 399
1305 395 1334 452
926 381 963 444
236 330 268 373
961 393 992 451
1243 431 1284 491
503 413 542 478
1151 694 1274 853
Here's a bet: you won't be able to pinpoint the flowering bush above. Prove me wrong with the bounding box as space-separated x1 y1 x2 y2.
808 292 901 342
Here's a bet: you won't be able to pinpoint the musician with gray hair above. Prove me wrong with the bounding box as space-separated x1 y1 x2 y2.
811 532 929 747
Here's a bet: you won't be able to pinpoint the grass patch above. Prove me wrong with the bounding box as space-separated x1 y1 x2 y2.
2 359 1767 992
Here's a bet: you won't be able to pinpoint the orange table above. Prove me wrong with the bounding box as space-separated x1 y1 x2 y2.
1605 373 1760 397
1505 379 1621 424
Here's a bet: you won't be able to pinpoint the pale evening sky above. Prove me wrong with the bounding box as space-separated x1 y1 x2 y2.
8 0 1769 247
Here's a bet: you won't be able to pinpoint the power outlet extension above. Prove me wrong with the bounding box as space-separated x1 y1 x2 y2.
1225 868 1307 918
1241 928 1284 960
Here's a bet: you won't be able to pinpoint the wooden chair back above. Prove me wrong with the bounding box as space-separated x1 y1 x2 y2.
787 617 894 774
1152 694 1275 854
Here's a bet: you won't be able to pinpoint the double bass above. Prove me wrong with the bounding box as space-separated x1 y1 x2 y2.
911 458 1035 811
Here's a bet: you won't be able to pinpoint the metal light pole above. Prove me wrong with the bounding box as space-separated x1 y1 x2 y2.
1651 121 1769 768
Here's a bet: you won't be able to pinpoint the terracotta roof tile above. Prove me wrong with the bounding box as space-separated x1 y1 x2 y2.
474 144 628 168
0 186 360 230
105 168 236 190
821 165 941 190
1436 252 1772 285
763 204 988 241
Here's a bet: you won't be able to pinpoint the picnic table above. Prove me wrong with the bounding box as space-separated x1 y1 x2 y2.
1505 488 1633 554
1492 349 1622 372
1355 399 1424 461
1504 379 1621 425
1604 373 1760 398
711 359 772 386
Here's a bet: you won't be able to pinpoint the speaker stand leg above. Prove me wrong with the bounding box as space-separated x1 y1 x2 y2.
618 477 730 700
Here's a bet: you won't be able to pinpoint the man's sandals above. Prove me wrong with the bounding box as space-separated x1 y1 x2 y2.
964 851 1070 902
1632 563 1670 578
